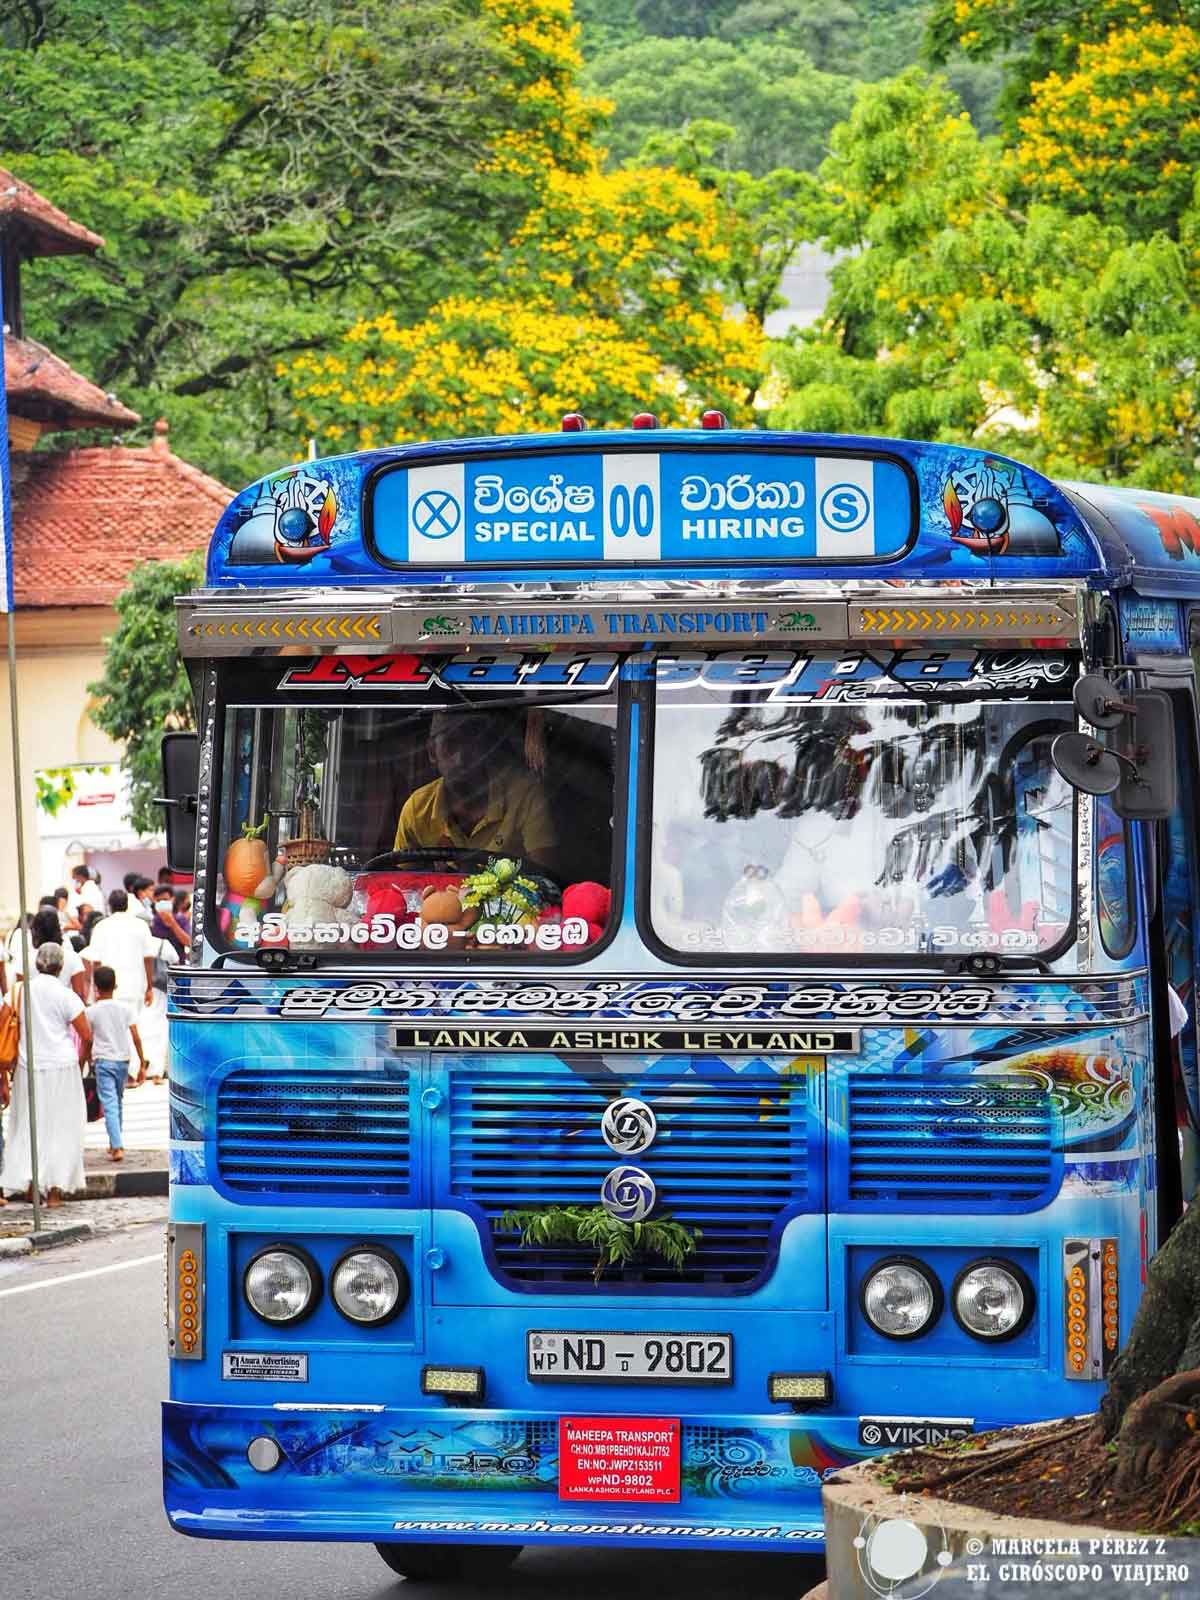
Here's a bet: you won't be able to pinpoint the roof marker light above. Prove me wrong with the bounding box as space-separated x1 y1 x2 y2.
631 412 659 430
561 412 587 432
701 410 728 430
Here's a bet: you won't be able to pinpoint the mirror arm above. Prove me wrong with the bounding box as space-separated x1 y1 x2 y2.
155 794 198 815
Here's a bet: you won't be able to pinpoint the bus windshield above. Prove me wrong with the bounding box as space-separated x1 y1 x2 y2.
649 653 1076 961
213 666 618 958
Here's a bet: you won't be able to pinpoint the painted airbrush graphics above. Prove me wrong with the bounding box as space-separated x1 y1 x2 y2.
937 456 1062 558
168 1010 1145 1205
225 467 338 566
163 1409 858 1502
168 972 1147 1027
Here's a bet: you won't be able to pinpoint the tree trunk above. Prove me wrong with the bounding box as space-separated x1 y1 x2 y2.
1100 1195 1200 1439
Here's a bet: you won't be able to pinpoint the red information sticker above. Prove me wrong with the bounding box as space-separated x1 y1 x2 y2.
558 1417 681 1503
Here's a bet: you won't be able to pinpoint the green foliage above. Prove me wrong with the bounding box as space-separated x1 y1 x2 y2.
583 0 1003 178
34 765 82 817
571 0 642 53
639 120 826 326
87 554 202 835
498 1205 700 1284
632 0 738 38
588 35 856 176
295 711 331 809
0 0 582 486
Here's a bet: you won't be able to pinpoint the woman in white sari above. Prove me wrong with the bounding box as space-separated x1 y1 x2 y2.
2 943 92 1207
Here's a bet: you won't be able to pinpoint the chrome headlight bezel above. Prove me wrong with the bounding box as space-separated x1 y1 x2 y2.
859 1254 943 1342
329 1243 410 1327
951 1256 1035 1343
242 1243 322 1327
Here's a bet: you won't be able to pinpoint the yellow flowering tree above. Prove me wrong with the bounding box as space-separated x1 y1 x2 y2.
927 1 1199 109
293 300 663 447
475 0 606 195
767 71 1200 492
288 0 763 444
1015 22 1200 236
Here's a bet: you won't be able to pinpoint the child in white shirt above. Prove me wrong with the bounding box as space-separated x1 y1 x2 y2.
85 964 147 1161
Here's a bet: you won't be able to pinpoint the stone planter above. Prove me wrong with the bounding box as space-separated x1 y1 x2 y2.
818 1440 1198 1600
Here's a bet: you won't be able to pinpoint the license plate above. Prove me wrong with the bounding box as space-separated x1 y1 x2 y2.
527 1330 733 1384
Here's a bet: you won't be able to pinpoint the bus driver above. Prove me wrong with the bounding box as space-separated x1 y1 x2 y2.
393 710 561 876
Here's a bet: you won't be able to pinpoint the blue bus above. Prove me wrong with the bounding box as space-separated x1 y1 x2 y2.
161 419 1200 1576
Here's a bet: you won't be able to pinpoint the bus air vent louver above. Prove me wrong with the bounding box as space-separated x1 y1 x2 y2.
216 1066 412 1204
844 1076 1059 1212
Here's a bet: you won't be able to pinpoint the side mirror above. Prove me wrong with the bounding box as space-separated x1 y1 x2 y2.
1052 689 1177 820
158 732 199 873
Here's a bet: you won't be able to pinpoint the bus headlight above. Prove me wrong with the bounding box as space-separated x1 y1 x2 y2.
952 1258 1034 1341
244 1245 321 1326
860 1255 942 1340
331 1245 409 1326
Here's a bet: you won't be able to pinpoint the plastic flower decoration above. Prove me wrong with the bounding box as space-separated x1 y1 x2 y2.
459 857 549 925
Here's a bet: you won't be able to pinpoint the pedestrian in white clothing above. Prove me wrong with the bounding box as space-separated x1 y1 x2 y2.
1 943 92 1207
10 907 87 1000
82 889 164 1078
82 890 155 1010
68 863 104 920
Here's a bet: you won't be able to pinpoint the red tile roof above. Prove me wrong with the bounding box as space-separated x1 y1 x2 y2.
0 167 103 256
11 420 231 607
5 334 140 429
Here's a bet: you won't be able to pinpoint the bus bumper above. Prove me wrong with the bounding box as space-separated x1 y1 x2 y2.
162 1400 836 1552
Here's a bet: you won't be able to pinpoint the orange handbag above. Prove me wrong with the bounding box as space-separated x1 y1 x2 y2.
0 992 19 1069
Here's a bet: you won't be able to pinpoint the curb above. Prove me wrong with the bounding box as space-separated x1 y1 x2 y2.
0 1220 98 1254
83 1167 168 1199
30 1220 95 1249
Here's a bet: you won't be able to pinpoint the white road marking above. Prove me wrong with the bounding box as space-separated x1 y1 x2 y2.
0 1250 160 1298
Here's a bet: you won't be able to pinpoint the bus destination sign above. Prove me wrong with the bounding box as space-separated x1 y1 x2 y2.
371 449 912 566
388 1025 861 1054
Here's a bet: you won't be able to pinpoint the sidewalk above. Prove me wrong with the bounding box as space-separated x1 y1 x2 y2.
0 1076 168 1245
0 1190 167 1254
84 1074 169 1152
0 1077 168 1253
82 1076 169 1196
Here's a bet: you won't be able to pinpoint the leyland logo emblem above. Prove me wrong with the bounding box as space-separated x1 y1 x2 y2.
600 1166 656 1223
601 1097 657 1155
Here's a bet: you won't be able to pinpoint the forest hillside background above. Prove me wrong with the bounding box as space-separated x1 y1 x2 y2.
2 0 1196 494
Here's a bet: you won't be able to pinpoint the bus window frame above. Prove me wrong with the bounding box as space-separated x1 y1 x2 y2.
202 672 632 969
1138 660 1200 1241
635 675 1081 972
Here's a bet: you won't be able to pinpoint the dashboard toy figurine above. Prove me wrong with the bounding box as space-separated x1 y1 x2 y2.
419 886 479 945
218 817 276 936
282 861 354 940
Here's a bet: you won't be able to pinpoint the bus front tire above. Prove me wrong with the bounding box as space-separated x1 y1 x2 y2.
374 1542 522 1582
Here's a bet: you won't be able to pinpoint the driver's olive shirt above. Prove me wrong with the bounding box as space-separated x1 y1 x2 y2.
393 770 558 863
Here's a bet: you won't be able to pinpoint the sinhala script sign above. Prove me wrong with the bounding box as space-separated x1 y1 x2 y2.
370 449 913 565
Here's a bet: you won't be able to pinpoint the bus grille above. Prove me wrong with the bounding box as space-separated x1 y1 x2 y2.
844 1077 1059 1211
216 1066 412 1202
449 1071 813 1292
